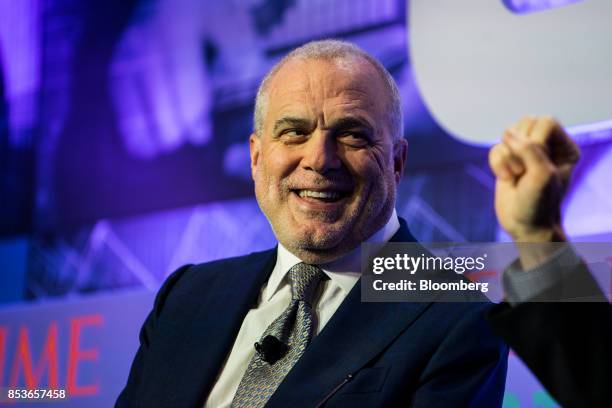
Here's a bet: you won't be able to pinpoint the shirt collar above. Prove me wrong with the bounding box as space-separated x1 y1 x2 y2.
264 209 400 301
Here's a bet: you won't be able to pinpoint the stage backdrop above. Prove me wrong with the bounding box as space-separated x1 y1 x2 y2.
1 1 611 407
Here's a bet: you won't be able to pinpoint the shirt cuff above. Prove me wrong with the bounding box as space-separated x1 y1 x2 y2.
503 245 582 305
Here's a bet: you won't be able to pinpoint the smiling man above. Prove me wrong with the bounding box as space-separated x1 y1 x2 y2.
250 51 403 264
116 40 508 407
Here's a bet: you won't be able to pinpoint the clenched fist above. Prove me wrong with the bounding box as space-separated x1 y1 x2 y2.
489 116 580 243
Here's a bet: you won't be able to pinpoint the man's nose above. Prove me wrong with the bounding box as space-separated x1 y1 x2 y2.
301 132 342 174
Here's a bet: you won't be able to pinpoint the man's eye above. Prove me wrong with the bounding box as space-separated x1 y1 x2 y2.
281 129 305 137
339 131 368 146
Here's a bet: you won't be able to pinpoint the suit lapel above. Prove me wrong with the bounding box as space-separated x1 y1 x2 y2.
268 220 431 406
268 282 431 406
161 249 277 407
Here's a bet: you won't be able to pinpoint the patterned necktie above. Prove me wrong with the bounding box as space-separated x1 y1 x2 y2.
231 263 326 407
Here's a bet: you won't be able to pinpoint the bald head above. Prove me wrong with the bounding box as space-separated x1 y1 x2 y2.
254 40 403 141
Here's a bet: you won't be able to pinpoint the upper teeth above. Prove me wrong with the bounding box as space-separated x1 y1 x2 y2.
299 190 341 199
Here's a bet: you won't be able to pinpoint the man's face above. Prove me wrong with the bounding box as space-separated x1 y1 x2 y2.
250 57 407 263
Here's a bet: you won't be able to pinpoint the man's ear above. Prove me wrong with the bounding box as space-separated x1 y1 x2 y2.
249 133 261 181
393 138 408 184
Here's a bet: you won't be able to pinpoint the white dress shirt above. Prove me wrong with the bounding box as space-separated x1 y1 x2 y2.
204 210 400 407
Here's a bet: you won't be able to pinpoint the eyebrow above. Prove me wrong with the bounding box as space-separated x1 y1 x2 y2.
327 116 374 133
272 115 374 135
273 117 314 134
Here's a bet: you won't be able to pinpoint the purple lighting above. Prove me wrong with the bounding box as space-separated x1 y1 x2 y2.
503 0 584 14
109 0 214 159
0 0 41 147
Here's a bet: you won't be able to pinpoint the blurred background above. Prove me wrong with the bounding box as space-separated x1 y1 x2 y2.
0 0 610 406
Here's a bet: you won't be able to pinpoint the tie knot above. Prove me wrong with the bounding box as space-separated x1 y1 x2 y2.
287 263 325 304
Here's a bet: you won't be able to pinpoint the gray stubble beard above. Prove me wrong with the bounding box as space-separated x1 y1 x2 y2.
274 185 396 265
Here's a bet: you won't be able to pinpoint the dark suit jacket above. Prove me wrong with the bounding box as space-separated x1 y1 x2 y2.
488 267 612 407
116 222 508 407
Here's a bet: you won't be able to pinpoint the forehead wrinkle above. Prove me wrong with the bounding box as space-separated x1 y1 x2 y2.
317 72 383 126
266 87 312 132
265 58 386 134
321 92 378 129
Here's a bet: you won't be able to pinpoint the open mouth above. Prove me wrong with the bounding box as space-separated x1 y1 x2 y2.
291 189 351 203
